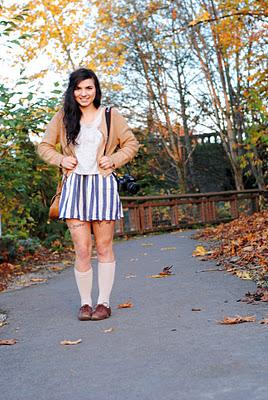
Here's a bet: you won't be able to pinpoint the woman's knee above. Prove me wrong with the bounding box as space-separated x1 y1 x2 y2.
96 240 113 258
74 244 92 261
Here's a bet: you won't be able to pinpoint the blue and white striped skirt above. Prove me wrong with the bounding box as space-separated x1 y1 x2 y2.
59 173 124 221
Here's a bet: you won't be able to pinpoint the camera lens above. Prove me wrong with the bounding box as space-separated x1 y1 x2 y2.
126 181 140 194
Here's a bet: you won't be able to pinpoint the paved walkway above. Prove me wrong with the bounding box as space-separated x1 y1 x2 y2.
0 231 267 400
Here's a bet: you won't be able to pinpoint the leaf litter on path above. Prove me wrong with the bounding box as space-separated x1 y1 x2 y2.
193 210 268 287
0 339 17 345
102 327 115 333
30 278 48 283
117 302 134 309
217 315 256 325
60 339 82 345
124 273 136 279
0 312 7 328
238 288 268 304
192 245 213 257
146 265 175 279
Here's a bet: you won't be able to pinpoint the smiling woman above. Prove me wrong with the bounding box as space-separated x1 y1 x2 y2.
38 67 139 322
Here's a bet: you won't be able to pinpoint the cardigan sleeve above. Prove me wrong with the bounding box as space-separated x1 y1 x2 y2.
37 110 65 167
109 108 139 169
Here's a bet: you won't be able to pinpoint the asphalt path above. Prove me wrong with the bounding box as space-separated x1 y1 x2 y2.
0 230 267 400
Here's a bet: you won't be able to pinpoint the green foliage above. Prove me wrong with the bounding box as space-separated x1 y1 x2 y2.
0 82 63 240
238 87 268 184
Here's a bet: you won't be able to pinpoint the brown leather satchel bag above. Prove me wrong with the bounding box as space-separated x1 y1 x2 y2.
49 174 67 219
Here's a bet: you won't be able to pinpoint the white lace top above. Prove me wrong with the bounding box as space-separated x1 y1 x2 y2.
74 108 103 175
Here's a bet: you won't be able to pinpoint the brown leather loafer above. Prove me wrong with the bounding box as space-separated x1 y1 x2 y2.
91 304 111 321
78 304 93 321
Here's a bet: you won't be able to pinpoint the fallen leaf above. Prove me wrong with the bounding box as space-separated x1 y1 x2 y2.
234 271 252 280
141 243 153 247
192 245 208 257
102 327 114 333
117 302 133 308
30 278 47 283
196 268 224 273
146 274 170 278
124 273 136 279
160 246 176 251
60 339 82 345
0 339 17 345
259 319 268 324
159 265 174 276
49 265 64 272
242 246 253 252
217 315 256 325
261 293 268 302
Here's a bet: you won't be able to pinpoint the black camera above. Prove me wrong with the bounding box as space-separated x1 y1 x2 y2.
117 173 140 195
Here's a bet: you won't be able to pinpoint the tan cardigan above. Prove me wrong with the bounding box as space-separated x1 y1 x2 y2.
37 107 139 176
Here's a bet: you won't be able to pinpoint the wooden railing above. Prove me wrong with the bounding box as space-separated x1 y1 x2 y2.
114 189 268 236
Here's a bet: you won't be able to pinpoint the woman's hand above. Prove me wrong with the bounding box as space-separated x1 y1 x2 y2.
60 156 78 170
99 156 115 170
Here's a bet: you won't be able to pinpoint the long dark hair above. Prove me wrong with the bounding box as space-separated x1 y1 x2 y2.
63 68 102 145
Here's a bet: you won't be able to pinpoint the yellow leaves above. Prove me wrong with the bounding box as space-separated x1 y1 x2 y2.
188 11 211 27
192 245 208 257
234 271 252 280
3 0 90 70
30 278 48 283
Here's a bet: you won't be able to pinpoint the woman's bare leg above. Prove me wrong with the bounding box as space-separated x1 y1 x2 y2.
66 219 93 272
92 220 115 262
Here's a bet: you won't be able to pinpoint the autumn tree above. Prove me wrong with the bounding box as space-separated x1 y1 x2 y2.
0 0 127 78
181 0 267 189
93 0 267 191
92 0 201 193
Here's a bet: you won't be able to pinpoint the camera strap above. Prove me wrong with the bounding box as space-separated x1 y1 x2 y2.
104 106 131 175
104 106 112 156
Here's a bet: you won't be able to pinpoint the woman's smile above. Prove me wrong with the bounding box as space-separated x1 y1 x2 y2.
74 78 96 108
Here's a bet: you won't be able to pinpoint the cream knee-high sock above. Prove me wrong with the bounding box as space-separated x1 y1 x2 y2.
74 267 93 307
97 261 116 307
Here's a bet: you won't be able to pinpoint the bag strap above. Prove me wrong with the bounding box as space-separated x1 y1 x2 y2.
104 106 112 156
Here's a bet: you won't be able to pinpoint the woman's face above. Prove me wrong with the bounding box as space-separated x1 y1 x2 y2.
74 78 96 108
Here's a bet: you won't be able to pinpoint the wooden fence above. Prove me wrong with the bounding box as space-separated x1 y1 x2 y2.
114 189 268 236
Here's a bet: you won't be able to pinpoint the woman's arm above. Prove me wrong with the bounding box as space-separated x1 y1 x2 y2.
37 110 65 167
